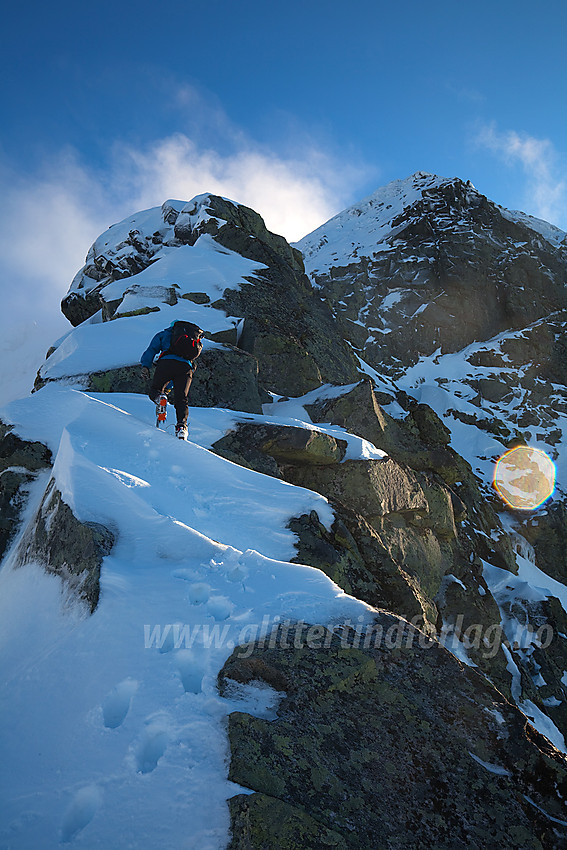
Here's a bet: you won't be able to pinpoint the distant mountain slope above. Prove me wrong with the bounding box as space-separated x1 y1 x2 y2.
296 170 567 490
296 170 567 373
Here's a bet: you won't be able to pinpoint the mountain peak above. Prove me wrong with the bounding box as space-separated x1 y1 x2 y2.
295 172 475 267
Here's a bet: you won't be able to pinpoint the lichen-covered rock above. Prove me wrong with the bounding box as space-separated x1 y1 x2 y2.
228 793 348 849
220 621 567 850
186 346 265 413
289 509 429 623
287 458 459 602
15 480 114 611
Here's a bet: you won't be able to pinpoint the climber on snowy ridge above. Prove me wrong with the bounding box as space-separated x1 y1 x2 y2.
140 320 204 440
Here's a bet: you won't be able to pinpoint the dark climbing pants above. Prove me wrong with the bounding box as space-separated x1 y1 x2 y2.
149 358 193 427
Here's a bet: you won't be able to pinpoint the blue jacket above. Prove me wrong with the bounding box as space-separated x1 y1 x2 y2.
140 328 197 369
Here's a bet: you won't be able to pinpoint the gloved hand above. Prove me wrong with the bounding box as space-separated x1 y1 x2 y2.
141 366 150 381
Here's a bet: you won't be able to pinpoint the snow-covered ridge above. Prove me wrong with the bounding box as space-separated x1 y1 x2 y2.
0 386 374 848
295 172 459 274
498 206 567 248
295 171 567 277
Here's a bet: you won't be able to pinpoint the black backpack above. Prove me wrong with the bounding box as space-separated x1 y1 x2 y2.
167 321 204 361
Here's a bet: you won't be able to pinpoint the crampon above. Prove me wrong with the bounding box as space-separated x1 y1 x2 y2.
155 394 168 428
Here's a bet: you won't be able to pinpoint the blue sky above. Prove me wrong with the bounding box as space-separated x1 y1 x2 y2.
1 0 566 389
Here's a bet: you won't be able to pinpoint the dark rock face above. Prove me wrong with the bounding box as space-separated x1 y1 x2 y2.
174 195 305 274
0 422 52 562
15 480 114 612
182 196 361 395
299 176 567 374
219 622 567 850
521 503 567 585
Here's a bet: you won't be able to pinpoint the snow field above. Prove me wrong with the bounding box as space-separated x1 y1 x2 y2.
0 387 375 849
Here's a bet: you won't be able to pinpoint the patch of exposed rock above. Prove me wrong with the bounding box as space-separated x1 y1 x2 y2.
219 621 567 850
14 479 114 612
0 421 52 562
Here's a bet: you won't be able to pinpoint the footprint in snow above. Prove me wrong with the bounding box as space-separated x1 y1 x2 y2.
102 678 138 729
188 582 210 605
207 595 234 621
136 722 170 774
60 785 102 843
176 649 204 694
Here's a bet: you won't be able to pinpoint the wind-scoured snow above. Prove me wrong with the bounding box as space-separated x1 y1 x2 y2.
40 226 270 383
100 235 265 308
0 386 376 849
295 172 450 276
498 207 567 248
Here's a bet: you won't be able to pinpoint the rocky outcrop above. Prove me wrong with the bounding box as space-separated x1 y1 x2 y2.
177 197 361 395
0 422 52 562
60 194 361 399
15 479 114 611
219 621 567 850
305 380 521 562
520 503 567 585
209 384 567 724
228 793 348 849
306 379 470 486
212 422 347 475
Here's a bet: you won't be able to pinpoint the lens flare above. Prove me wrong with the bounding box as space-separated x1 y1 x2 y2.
493 446 556 510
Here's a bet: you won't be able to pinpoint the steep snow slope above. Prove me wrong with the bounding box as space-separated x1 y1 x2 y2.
0 387 376 849
296 172 455 275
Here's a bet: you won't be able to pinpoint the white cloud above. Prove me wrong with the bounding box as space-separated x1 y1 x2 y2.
112 133 365 242
476 124 567 226
0 130 372 403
